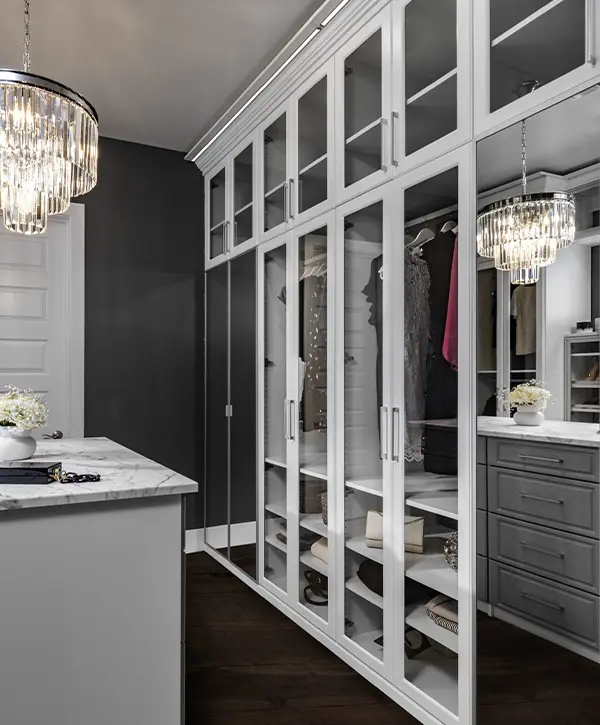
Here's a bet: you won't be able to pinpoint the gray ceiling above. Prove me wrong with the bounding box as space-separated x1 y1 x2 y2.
0 0 322 151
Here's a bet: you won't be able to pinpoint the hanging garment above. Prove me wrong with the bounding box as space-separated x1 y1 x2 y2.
511 284 536 356
301 274 327 432
442 238 458 369
404 251 431 462
362 254 383 420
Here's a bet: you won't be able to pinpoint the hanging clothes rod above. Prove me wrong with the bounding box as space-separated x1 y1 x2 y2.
405 203 458 229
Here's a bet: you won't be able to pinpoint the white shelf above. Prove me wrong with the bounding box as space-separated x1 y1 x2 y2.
405 534 458 600
234 200 253 217
346 575 383 609
345 477 383 497
572 405 600 412
491 0 564 47
405 471 458 494
265 533 287 554
345 117 382 146
299 550 328 577
478 370 497 374
299 153 327 177
351 629 383 662
405 491 458 521
299 513 327 537
264 180 286 199
405 648 458 716
572 353 600 357
265 501 286 518
572 382 600 388
405 603 458 653
510 369 536 373
210 219 225 233
346 536 383 564
406 68 457 105
300 461 328 481
265 454 287 469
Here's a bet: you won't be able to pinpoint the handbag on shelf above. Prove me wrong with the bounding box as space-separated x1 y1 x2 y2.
303 569 328 606
300 479 326 514
365 510 383 549
363 511 424 553
426 594 458 635
320 489 353 525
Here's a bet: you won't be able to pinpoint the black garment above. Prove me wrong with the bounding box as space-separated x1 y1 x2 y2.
362 255 383 425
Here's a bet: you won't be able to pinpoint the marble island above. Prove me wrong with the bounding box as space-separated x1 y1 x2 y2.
477 416 600 448
0 436 197 511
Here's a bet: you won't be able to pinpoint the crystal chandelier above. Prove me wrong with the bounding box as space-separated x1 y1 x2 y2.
476 112 575 285
0 0 98 234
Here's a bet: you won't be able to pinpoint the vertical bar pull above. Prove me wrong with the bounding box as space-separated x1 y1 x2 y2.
283 181 289 222
380 117 389 173
391 407 400 461
379 406 389 460
284 399 290 440
289 178 295 219
391 111 399 167
289 399 296 441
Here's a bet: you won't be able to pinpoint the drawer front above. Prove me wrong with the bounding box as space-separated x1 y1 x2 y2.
489 514 599 594
476 464 487 510
477 510 487 556
477 555 488 602
489 561 599 650
477 436 486 465
488 467 599 538
487 438 599 482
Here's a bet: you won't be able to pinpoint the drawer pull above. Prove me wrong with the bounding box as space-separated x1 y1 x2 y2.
520 541 565 559
520 591 564 612
518 454 563 464
519 492 564 506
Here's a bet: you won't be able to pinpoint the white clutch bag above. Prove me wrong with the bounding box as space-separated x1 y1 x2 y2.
365 511 424 553
365 510 383 548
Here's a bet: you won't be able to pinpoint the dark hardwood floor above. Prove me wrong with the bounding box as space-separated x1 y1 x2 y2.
186 551 600 725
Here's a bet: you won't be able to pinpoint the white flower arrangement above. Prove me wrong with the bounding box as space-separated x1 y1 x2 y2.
0 386 48 431
501 380 552 411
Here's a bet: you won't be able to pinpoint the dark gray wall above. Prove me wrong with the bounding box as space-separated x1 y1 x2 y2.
83 137 204 529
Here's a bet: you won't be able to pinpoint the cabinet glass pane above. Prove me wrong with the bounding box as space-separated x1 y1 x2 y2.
264 114 287 233
477 267 498 415
344 30 383 188
490 0 586 113
297 225 329 620
264 243 288 592
405 0 457 155
234 144 253 246
568 335 600 422
509 280 537 389
343 201 385 660
209 168 227 259
298 77 328 214
403 169 459 717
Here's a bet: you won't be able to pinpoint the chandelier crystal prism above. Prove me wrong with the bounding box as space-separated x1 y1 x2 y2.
0 0 98 234
476 112 575 286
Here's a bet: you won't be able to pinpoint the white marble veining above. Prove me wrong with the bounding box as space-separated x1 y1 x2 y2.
477 416 600 448
0 437 197 512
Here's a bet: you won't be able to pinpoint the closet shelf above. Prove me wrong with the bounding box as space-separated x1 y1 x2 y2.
572 352 600 357
350 630 383 662
405 471 458 494
300 461 328 481
299 513 327 537
234 200 253 216
406 68 457 106
265 533 287 554
345 478 383 497
299 550 328 577
345 117 382 146
299 153 327 177
572 405 600 412
265 501 286 518
346 575 383 609
345 118 382 157
405 534 458 600
346 536 383 564
571 382 600 388
405 649 458 716
265 454 287 470
405 603 458 653
264 180 286 200
491 0 564 47
405 491 458 521
210 219 225 233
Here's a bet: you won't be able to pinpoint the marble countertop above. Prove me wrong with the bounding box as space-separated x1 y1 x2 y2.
0 437 198 513
477 417 600 448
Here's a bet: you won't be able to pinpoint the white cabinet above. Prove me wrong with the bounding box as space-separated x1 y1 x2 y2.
205 135 257 269
260 108 293 242
474 0 600 135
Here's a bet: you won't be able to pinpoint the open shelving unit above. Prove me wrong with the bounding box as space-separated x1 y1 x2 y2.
565 333 600 422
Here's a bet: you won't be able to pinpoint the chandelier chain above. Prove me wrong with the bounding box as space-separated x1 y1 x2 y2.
23 0 31 72
521 118 527 195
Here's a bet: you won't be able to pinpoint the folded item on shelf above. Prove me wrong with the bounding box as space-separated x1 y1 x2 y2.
356 559 383 597
426 594 458 635
365 510 383 548
300 480 326 514
276 531 287 546
311 536 328 564
404 515 424 554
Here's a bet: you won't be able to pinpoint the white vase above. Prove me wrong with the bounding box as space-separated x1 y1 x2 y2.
0 427 37 461
513 405 545 427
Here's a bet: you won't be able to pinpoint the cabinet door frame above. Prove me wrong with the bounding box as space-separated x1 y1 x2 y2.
228 131 260 262
334 182 393 679
259 104 294 244
391 0 472 175
334 7 393 206
474 0 600 138
290 61 336 228
205 159 231 271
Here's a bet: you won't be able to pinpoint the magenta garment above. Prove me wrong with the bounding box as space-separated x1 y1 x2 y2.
442 238 458 369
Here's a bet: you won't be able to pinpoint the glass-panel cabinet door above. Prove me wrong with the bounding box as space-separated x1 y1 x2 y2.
477 264 500 416
260 238 289 596
208 165 228 262
263 110 290 239
337 10 392 201
292 216 333 631
339 192 390 674
233 142 254 248
475 0 600 133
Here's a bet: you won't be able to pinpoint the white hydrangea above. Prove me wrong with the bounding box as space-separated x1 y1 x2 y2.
0 386 48 431
501 380 552 411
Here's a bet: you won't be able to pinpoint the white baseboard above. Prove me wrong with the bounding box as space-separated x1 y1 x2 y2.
185 521 257 554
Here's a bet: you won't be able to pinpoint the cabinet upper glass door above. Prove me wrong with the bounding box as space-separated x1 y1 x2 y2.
404 0 457 156
233 143 254 247
297 77 328 216
477 266 498 415
209 167 227 259
264 113 288 234
489 0 587 114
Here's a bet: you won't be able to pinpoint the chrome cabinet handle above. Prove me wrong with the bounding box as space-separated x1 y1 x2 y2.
391 407 400 461
391 111 399 167
284 399 290 440
226 221 232 254
520 591 564 612
289 399 296 442
289 178 295 219
380 117 389 173
379 406 388 460
520 541 565 559
587 0 597 65
518 454 563 464
283 181 289 222
519 492 564 506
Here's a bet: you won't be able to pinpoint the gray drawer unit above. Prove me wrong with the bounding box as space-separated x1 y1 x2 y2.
489 514 599 594
488 467 599 539
477 436 486 465
476 464 487 510
477 510 487 556
489 561 599 650
477 555 488 602
487 437 599 483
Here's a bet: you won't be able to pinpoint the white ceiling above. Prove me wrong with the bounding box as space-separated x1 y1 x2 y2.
0 0 322 151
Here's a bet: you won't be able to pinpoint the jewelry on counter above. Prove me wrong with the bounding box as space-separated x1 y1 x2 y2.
51 469 101 484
